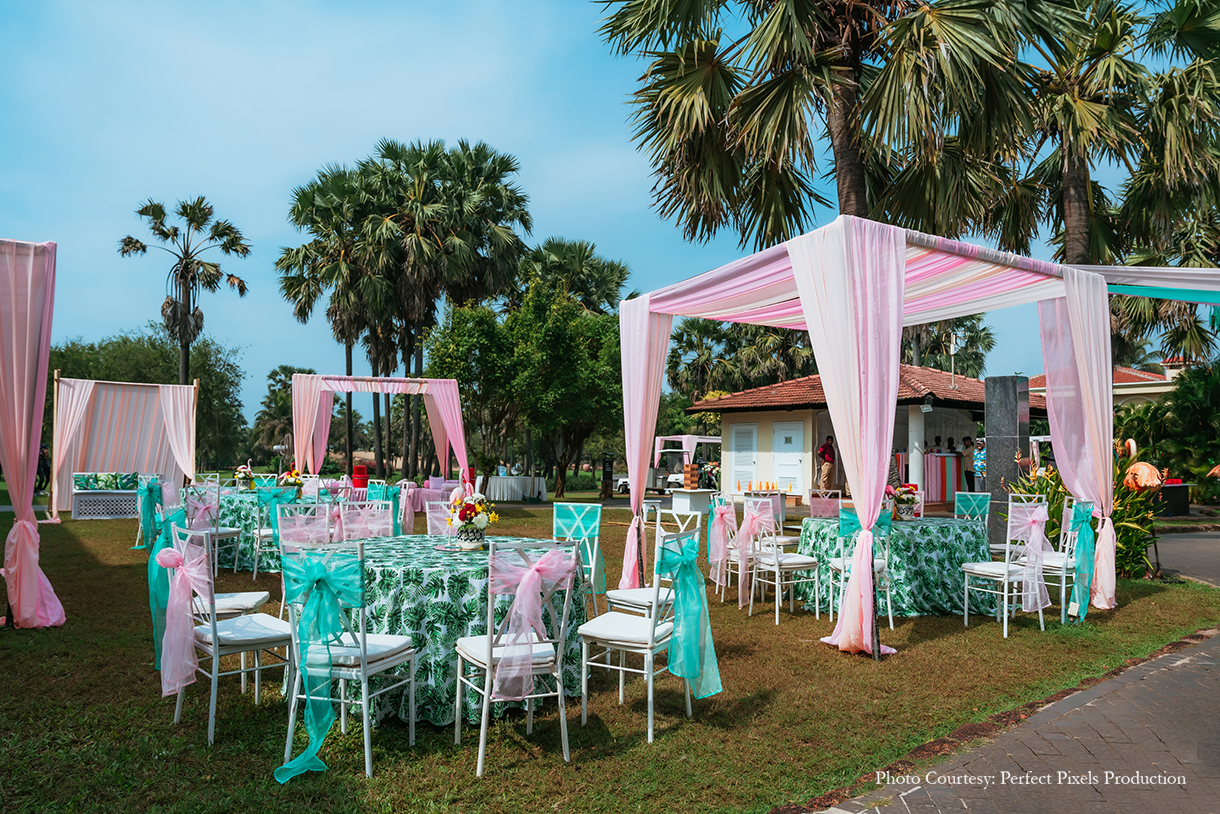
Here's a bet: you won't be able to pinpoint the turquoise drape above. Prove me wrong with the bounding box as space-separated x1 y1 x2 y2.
148 506 186 669
275 550 364 784
1068 502 1096 623
655 534 721 699
134 479 162 550
838 507 892 538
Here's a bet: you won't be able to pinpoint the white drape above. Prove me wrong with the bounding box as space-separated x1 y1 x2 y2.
50 378 94 518
1038 267 1116 609
158 384 197 483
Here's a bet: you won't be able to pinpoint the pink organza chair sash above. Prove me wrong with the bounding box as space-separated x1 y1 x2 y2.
734 502 774 608
808 495 839 518
426 502 454 536
184 494 218 530
161 482 180 508
339 503 393 541
279 512 330 546
487 548 576 700
1007 503 1051 612
708 503 737 587
155 540 212 697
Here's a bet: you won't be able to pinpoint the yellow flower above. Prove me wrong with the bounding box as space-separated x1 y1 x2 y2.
489 512 499 523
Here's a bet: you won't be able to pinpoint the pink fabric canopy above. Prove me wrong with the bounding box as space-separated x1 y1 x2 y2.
621 215 1126 654
0 239 64 628
291 374 469 487
51 378 197 513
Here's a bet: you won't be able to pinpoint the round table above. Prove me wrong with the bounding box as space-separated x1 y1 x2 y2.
795 516 994 617
214 491 296 573
481 475 547 502
360 535 587 726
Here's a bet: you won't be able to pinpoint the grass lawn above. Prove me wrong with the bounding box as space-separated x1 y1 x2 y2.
1 506 1218 813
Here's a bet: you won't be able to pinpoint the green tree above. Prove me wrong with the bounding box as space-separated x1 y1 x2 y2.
900 315 996 378
509 238 633 314
508 282 623 498
118 197 250 385
46 324 246 469
248 365 315 463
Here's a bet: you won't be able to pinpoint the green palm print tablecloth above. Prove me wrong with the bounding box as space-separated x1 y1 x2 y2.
360 535 587 726
795 517 996 617
214 491 298 573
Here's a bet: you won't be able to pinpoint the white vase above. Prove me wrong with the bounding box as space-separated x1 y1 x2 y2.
896 504 915 521
456 526 485 550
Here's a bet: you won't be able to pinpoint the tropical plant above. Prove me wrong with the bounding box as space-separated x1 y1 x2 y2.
1111 336 1166 373
1006 462 1157 577
666 318 736 401
510 238 633 315
249 365 315 462
900 314 996 377
118 197 250 384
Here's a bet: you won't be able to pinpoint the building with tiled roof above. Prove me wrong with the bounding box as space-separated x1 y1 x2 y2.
1028 365 1172 407
687 365 1047 498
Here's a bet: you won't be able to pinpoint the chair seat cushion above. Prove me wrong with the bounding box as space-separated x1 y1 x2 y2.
213 526 242 539
962 561 1025 579
756 552 819 569
578 612 673 646
328 633 415 667
195 613 291 648
195 591 270 616
456 633 555 667
605 586 674 609
1016 552 1075 571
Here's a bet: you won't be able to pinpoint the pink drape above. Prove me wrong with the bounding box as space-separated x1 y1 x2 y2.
157 384 196 483
51 380 192 511
790 218 903 655
618 295 672 589
0 239 64 628
425 379 470 488
49 378 93 519
291 374 326 475
1038 268 1116 609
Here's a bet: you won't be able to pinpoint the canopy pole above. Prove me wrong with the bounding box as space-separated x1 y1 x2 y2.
49 370 60 519
190 378 199 485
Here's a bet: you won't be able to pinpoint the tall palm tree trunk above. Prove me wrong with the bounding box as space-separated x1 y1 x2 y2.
345 341 354 477
1062 156 1092 266
826 75 869 218
371 357 384 478
177 274 191 385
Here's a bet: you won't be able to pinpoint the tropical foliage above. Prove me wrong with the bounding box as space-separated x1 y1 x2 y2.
46 324 246 470
1114 363 1220 503
1006 462 1158 578
118 197 250 385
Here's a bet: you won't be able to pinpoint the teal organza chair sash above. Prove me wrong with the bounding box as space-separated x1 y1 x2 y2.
135 479 162 550
954 492 991 519
655 533 722 699
838 507 892 538
256 486 298 538
148 506 187 669
1067 501 1096 623
276 549 364 783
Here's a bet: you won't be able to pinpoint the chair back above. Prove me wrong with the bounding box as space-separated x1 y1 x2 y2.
366 479 387 489
138 472 157 488
1059 498 1094 559
912 490 926 518
552 502 604 594
644 530 693 647
338 500 394 541
199 473 220 485
808 489 841 518
301 474 320 502
281 540 370 674
182 484 220 532
277 503 331 549
167 524 219 633
740 496 777 555
953 491 991 520
1004 496 1049 565
253 473 277 486
426 500 455 536
485 538 578 699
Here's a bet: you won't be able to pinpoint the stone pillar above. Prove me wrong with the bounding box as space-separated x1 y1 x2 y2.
907 405 925 491
984 376 1030 548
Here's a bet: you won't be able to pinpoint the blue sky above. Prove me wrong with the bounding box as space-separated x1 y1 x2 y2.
1 0 1048 419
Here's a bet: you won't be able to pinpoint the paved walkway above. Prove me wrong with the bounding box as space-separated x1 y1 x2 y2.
827 631 1220 813
1158 531 1220 587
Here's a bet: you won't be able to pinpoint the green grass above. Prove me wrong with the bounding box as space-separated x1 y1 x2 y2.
1 507 1218 813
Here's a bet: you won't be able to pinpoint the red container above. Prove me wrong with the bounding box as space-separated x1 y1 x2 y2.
352 464 369 488
1165 477 1182 485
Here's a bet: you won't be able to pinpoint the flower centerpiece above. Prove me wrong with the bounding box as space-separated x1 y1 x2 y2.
700 460 721 490
235 461 255 490
279 468 304 498
887 484 919 520
448 492 498 549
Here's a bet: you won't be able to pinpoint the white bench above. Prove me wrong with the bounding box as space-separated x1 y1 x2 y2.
71 472 141 520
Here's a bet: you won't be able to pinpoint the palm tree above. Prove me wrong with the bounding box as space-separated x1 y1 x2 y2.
901 315 997 378
666 318 736 401
358 139 532 479
277 166 392 476
511 238 633 315
598 0 1073 249
118 197 250 384
251 388 293 449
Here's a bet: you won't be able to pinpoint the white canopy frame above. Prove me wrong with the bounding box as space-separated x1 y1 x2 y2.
50 373 198 515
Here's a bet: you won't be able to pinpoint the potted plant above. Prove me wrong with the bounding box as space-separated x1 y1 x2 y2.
888 484 918 520
700 460 721 490
448 492 498 549
235 461 255 491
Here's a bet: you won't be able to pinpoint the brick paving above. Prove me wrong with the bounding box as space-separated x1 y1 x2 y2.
827 633 1220 813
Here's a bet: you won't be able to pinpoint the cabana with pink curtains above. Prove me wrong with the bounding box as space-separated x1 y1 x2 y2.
0 239 65 629
621 215 1136 654
291 374 470 486
50 377 197 515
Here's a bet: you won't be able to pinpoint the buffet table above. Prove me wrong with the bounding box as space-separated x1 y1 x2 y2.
481 475 547 502
794 516 993 616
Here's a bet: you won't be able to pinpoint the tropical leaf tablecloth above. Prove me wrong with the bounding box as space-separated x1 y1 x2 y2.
795 516 996 617
361 535 587 727
212 492 284 573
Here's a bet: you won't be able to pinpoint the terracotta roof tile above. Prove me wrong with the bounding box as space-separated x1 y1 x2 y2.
1027 365 1166 388
690 364 1047 413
